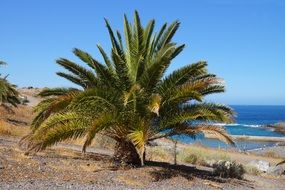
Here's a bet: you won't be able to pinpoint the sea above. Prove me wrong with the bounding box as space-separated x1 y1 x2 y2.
175 105 285 150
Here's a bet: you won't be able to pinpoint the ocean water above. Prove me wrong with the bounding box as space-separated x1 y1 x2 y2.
175 105 285 150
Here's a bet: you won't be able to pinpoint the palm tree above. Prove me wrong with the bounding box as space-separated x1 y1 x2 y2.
23 11 235 166
0 61 20 108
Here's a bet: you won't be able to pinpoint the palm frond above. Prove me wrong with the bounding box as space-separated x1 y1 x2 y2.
175 125 235 146
38 87 79 97
82 112 117 152
73 48 116 87
28 112 89 152
127 120 149 161
97 44 115 74
156 61 207 97
57 72 87 88
31 91 79 130
156 21 180 51
277 160 285 166
56 58 98 86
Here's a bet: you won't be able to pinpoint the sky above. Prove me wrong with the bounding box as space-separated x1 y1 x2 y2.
0 0 285 105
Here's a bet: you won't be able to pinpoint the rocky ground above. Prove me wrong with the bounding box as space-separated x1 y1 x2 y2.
0 136 285 190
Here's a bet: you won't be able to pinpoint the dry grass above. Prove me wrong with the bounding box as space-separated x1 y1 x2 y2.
178 146 230 166
0 120 13 136
264 150 277 158
0 105 33 124
146 146 173 163
244 165 260 175
0 120 30 137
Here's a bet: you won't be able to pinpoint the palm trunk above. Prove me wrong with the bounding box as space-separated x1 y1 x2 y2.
114 140 144 166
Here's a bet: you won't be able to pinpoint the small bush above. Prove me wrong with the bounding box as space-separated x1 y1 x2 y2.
0 120 29 137
146 147 171 162
244 165 260 175
178 147 230 166
213 161 245 179
264 150 276 158
184 154 198 164
0 123 12 135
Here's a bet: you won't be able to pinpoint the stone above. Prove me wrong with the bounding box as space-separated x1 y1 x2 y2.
247 160 270 172
267 165 284 176
0 161 4 169
205 159 217 167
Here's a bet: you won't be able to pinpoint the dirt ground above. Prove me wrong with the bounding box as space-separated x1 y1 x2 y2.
0 136 284 190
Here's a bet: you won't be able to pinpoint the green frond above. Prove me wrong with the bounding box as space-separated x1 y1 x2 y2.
116 30 124 50
0 77 20 107
159 103 234 131
124 14 133 60
123 83 141 106
38 87 79 97
156 21 180 50
152 23 167 53
31 92 79 131
104 18 125 60
56 58 98 86
73 48 116 87
156 61 208 97
134 10 144 54
143 19 155 55
200 85 225 96
82 112 117 152
175 125 235 146
57 72 87 88
139 44 178 91
28 112 89 152
111 50 131 90
127 120 149 159
97 44 115 74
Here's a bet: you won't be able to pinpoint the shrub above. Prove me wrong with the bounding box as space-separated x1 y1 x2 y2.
184 154 198 164
213 161 245 179
264 150 276 158
178 147 230 166
146 147 171 162
0 120 29 137
0 120 12 136
244 165 260 175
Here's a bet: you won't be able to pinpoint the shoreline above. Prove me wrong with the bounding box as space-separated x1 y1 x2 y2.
231 135 285 142
205 134 285 143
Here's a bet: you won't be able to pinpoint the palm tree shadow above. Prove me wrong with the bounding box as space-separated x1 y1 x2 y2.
32 149 112 163
146 161 254 188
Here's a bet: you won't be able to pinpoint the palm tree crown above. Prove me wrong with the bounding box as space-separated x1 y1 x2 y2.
0 61 20 107
23 11 235 166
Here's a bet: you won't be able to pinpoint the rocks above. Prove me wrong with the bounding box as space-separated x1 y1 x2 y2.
247 160 270 172
0 161 4 169
213 160 245 179
265 122 285 134
267 165 284 176
204 159 217 167
147 141 159 146
246 160 285 176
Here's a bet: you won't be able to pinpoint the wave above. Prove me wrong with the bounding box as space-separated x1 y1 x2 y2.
212 123 262 128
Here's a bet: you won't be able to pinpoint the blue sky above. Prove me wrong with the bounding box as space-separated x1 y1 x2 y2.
0 0 284 105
